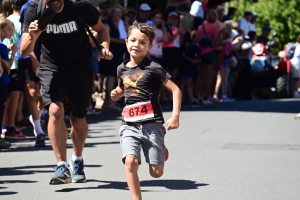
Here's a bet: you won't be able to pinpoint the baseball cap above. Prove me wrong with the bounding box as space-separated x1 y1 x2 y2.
99 0 110 7
12 0 27 9
252 12 258 17
139 3 151 11
168 11 178 17
262 25 272 31
244 11 252 16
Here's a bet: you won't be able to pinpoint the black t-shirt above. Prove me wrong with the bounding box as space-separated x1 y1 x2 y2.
117 57 171 124
181 43 201 68
24 0 100 69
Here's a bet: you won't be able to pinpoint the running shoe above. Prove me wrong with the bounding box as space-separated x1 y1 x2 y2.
35 133 46 147
3 128 26 140
69 159 86 183
49 164 72 185
0 138 11 149
164 147 169 161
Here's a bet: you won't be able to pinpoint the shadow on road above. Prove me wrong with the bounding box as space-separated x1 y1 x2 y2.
0 164 102 177
54 179 208 193
0 191 18 195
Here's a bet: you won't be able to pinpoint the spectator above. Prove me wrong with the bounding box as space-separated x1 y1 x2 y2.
149 11 168 64
137 3 152 25
98 0 110 22
249 12 258 32
222 7 237 22
238 11 252 36
196 9 219 105
179 39 201 106
179 14 193 52
125 8 136 26
257 25 271 45
100 4 127 111
0 20 12 148
0 0 13 18
189 0 209 32
1 18 21 139
161 11 181 107
290 34 300 98
231 21 239 40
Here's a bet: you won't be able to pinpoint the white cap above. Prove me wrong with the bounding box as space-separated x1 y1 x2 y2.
168 11 178 17
139 3 151 11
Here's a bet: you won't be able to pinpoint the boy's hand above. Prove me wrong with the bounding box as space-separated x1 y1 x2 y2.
110 89 119 101
166 116 179 130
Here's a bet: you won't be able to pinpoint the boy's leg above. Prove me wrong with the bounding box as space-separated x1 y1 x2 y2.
125 154 142 200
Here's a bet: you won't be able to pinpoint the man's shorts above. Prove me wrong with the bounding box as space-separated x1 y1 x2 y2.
18 58 40 83
36 65 93 118
8 69 25 92
119 122 166 165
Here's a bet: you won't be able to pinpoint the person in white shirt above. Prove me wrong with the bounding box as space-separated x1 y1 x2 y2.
249 12 258 32
137 3 153 25
238 11 252 36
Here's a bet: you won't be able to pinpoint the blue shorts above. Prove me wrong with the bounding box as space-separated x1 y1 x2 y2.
222 58 231 68
119 122 166 165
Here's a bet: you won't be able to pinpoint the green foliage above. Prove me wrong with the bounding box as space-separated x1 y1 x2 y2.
229 0 300 48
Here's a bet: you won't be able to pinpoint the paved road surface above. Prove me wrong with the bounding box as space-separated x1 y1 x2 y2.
1 99 300 200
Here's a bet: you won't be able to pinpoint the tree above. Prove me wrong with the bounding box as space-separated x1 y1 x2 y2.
229 0 300 49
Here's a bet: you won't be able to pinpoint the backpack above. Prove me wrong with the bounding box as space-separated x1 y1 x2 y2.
199 24 213 48
35 0 100 57
286 43 297 60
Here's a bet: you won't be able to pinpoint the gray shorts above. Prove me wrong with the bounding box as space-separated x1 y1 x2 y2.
119 122 166 165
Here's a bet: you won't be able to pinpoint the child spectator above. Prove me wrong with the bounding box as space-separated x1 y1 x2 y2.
1 18 23 140
179 40 202 106
111 21 181 200
0 23 12 148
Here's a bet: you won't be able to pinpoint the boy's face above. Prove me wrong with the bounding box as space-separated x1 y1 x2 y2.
126 28 153 58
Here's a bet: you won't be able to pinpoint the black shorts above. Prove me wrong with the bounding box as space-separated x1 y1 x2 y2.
36 65 93 118
162 47 181 71
8 69 25 92
18 58 40 83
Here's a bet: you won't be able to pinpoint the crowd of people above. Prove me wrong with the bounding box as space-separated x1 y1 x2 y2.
0 0 283 149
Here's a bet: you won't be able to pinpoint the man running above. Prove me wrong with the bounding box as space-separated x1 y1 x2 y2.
20 0 112 184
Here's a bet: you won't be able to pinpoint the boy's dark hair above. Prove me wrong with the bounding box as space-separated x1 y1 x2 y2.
127 21 156 45
227 7 237 16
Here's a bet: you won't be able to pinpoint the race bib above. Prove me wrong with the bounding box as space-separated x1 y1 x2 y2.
122 101 154 122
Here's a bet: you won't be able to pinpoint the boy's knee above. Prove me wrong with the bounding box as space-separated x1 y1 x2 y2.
149 165 164 178
150 170 163 178
125 155 139 173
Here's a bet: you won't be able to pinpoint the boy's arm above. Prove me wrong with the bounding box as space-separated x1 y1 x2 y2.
163 79 182 130
111 86 124 101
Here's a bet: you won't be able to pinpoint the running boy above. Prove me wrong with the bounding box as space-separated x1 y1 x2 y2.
111 21 181 200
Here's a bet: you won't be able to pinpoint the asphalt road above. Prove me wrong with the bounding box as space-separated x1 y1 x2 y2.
1 99 300 200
